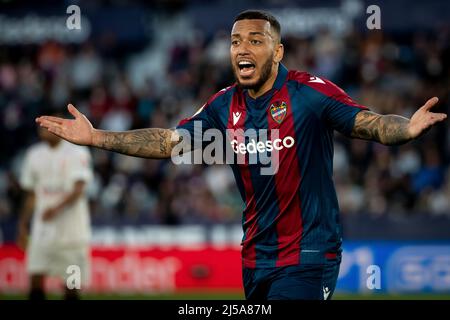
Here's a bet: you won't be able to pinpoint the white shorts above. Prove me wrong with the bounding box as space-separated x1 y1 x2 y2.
26 243 90 286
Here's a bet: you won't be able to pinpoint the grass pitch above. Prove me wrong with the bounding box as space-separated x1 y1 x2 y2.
1 292 450 300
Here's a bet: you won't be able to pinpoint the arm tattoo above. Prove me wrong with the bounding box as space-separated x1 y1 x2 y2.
95 128 181 158
351 111 412 146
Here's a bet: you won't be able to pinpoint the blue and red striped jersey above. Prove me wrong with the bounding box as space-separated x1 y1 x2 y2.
177 64 368 268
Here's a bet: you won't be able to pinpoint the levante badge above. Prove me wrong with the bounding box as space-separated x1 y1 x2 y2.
270 101 287 124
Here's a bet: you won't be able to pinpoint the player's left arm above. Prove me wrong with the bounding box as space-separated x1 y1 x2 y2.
42 180 86 221
351 97 447 145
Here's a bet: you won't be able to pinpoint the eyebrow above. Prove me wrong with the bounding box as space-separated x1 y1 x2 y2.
231 31 267 38
249 32 266 36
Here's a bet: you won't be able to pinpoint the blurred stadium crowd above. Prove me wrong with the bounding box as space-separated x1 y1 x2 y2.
0 2 449 229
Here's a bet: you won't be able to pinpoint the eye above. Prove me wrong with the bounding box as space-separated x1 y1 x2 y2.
231 40 240 46
250 39 262 45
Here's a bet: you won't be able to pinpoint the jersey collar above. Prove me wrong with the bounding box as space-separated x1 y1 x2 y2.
273 63 288 91
243 63 288 102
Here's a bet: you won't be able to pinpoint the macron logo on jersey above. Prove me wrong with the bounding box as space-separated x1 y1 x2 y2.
323 287 331 300
233 112 242 125
309 76 325 84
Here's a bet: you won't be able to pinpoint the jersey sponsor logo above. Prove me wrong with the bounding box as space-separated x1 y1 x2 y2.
308 76 325 84
173 124 288 174
233 111 242 126
230 135 295 154
270 101 287 124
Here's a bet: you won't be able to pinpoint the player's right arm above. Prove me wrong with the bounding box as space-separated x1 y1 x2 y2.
36 104 183 159
301 74 446 145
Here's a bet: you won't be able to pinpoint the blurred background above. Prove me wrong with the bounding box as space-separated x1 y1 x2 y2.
0 0 449 299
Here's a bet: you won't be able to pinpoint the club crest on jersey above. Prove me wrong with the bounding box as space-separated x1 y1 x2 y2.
270 101 287 124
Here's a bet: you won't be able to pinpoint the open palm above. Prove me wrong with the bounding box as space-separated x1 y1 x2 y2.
36 104 94 146
408 97 447 139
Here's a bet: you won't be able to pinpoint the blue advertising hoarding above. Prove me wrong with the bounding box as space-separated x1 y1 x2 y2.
337 241 450 294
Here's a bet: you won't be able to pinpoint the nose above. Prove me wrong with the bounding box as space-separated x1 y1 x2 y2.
235 40 251 56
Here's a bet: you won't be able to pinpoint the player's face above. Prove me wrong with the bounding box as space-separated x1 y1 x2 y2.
230 19 283 92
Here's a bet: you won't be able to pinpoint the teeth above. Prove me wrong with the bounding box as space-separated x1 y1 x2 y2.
238 61 255 70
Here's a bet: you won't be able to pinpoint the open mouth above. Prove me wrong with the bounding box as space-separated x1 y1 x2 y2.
238 61 256 77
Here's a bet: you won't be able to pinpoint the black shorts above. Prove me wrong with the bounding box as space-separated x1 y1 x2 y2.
242 258 341 300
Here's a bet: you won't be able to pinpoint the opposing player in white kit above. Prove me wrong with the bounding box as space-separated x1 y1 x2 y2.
17 112 93 300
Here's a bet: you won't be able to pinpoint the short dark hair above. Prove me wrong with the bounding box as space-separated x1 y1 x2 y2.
234 10 281 41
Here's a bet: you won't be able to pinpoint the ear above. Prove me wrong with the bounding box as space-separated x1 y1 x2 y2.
274 43 284 63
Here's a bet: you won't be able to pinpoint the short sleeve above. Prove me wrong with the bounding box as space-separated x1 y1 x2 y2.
67 147 93 186
20 150 35 191
304 76 369 135
177 102 214 133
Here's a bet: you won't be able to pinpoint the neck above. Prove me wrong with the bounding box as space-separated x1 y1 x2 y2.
247 64 279 99
48 140 61 148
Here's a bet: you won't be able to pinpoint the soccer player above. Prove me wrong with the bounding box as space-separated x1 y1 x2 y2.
17 110 93 300
36 10 446 300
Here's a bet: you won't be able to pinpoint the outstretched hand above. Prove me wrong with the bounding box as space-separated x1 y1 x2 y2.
36 104 94 146
408 97 447 139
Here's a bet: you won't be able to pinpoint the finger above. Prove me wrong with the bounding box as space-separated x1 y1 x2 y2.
429 114 447 125
36 116 64 125
422 117 444 130
422 97 439 111
38 119 63 130
36 116 64 124
428 113 447 122
67 104 81 119
39 122 66 138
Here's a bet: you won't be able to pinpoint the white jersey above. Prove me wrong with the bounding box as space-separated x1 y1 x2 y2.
20 140 93 248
